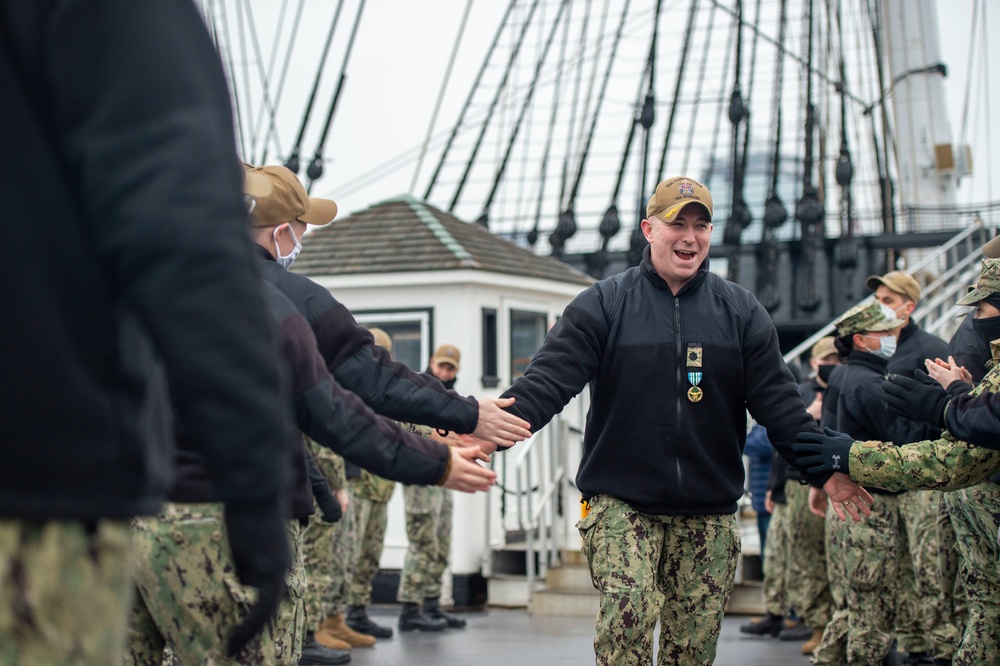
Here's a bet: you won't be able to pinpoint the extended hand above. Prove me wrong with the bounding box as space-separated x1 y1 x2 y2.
881 373 950 427
822 472 874 521
457 433 495 462
473 397 532 449
792 428 855 476
441 444 497 493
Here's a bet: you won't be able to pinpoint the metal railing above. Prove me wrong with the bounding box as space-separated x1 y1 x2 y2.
783 220 996 368
511 416 570 607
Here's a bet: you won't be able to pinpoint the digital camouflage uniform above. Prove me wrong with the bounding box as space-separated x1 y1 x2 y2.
895 489 957 655
348 469 395 607
811 494 900 665
125 503 274 665
0 519 132 666
936 492 967 661
398 424 452 604
761 499 790 617
784 481 832 630
272 520 306 665
577 494 740 666
302 439 353 625
848 348 1000 666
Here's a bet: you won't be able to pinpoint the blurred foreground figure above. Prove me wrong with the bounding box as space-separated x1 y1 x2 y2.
0 3 293 663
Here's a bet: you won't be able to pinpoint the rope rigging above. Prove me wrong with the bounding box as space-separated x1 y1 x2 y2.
832 0 858 299
794 0 823 312
723 0 750 285
656 0 701 183
304 0 368 193
284 0 346 175
258 0 307 164
477 0 572 230
447 0 545 213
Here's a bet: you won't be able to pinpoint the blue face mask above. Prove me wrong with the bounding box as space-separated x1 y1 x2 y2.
865 334 896 360
273 225 302 269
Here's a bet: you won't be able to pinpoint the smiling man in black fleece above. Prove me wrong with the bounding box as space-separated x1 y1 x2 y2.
497 176 874 665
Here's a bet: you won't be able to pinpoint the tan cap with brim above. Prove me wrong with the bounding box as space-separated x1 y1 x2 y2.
646 176 713 222
244 164 338 228
865 271 921 302
957 258 1000 306
983 235 1000 259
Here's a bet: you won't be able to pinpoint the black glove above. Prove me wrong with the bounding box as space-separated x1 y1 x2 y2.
881 373 950 428
792 427 855 476
224 499 290 657
316 490 343 523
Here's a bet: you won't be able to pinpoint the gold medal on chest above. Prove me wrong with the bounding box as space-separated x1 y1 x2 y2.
687 386 703 402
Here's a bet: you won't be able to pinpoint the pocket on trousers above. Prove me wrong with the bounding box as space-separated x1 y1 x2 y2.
576 496 610 591
845 546 890 592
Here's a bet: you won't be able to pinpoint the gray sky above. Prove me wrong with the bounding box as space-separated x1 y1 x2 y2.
210 0 999 224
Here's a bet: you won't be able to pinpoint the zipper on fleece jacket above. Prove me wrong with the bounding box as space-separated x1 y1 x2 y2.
674 296 683 507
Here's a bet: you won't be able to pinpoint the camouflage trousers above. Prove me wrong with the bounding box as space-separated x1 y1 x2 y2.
936 492 967 660
577 494 740 666
126 503 277 665
0 518 132 666
348 496 389 607
762 500 790 616
944 482 1000 666
785 481 832 629
301 502 355 625
272 520 306 665
895 490 960 656
812 494 900 665
398 485 452 603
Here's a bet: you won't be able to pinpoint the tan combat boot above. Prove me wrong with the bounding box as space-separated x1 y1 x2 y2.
319 613 377 648
802 627 824 655
313 622 351 651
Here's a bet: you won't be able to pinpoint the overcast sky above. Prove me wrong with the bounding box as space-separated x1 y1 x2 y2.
207 0 999 219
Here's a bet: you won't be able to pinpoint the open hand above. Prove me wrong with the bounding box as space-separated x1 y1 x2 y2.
441 445 497 493
822 472 874 521
473 397 532 449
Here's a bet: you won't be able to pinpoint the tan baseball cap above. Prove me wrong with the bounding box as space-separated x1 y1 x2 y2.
810 336 837 361
645 176 713 222
243 164 338 228
865 271 921 303
368 327 393 352
432 344 461 369
983 235 1000 259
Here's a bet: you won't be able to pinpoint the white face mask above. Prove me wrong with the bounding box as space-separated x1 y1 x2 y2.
273 225 302 269
865 334 896 360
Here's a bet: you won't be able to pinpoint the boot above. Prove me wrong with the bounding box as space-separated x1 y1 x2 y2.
778 619 813 641
802 628 825 655
423 596 467 629
299 633 351 665
739 612 784 637
398 601 447 632
346 604 393 639
312 624 351 652
318 614 376 648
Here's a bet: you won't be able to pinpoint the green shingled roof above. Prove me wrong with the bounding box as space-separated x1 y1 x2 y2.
292 195 594 286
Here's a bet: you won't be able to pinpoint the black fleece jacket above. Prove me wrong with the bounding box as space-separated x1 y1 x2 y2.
0 2 290 519
501 246 824 516
258 248 479 433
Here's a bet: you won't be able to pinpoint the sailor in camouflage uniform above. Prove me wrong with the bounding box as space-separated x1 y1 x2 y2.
795 257 1000 666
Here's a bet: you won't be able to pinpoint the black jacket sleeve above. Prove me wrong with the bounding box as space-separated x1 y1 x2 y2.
741 302 828 486
268 261 480 433
272 290 451 486
942 376 1000 449
31 1 291 506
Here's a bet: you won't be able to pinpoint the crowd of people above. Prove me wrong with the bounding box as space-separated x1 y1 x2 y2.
741 260 1000 665
3 5 999 666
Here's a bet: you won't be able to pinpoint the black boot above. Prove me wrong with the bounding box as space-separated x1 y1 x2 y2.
299 632 351 665
398 602 447 632
739 612 784 637
904 652 936 666
778 618 813 641
346 604 393 639
423 596 467 629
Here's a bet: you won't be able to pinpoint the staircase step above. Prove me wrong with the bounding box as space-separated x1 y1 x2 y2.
530 588 599 617
487 574 533 608
546 564 594 592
